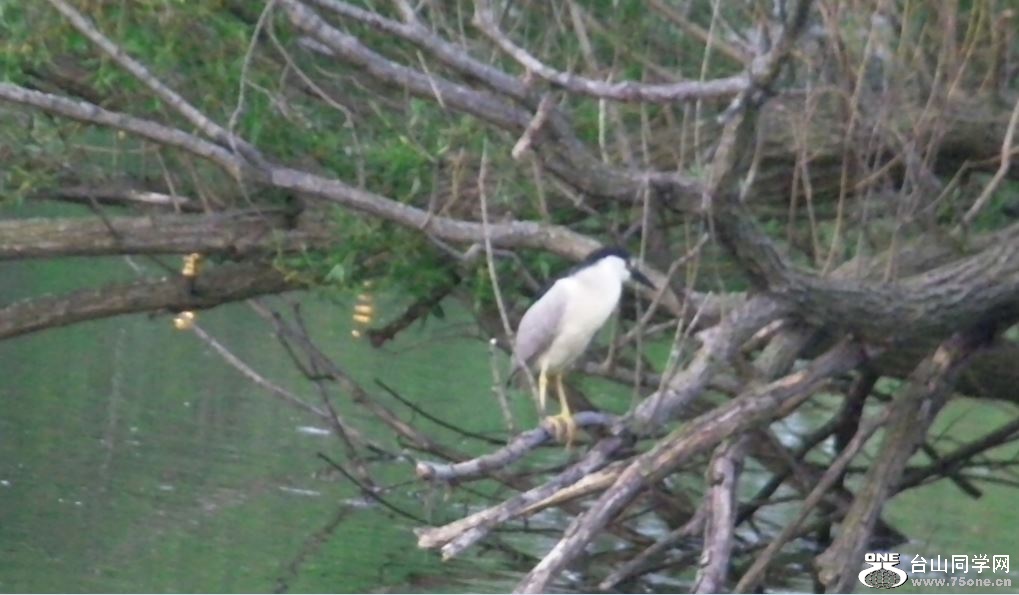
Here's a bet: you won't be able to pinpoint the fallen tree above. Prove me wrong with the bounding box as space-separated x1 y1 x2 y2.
1 0 1018 592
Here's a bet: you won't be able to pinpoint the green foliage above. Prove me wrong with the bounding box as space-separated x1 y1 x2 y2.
0 0 516 308
967 179 1019 232
276 209 458 311
0 113 65 205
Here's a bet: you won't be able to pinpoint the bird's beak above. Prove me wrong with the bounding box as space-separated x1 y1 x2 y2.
630 268 655 289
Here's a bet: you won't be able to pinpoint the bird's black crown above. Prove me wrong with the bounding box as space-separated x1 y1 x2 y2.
580 246 631 268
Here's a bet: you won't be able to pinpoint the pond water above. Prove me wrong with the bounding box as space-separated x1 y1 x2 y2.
0 249 528 593
1 228 1017 593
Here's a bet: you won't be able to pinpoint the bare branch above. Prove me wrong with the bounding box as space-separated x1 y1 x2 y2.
647 0 752 65
692 435 748 593
0 82 691 317
513 339 865 593
473 0 748 103
288 0 705 208
815 328 991 592
701 8 1019 343
511 94 557 160
415 436 625 556
735 408 891 592
960 94 1019 228
282 0 528 131
310 0 529 102
599 506 707 590
0 211 328 260
45 0 265 165
0 263 295 341
900 415 1019 489
634 296 789 425
191 323 329 419
0 83 246 178
39 185 202 211
251 301 472 463
415 411 618 482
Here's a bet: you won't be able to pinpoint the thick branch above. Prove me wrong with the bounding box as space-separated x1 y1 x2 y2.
0 263 296 340
719 192 1019 340
0 82 601 264
692 435 748 593
814 328 989 592
0 211 329 260
513 339 865 593
711 86 1019 341
0 79 690 314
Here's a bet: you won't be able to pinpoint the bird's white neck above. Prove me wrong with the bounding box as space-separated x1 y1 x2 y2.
572 258 626 297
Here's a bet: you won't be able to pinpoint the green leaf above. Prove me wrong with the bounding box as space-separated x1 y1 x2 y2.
325 263 347 285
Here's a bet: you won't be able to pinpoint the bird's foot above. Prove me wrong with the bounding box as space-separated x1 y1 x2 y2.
543 412 578 447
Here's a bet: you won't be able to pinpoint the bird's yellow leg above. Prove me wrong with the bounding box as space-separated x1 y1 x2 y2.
545 374 577 446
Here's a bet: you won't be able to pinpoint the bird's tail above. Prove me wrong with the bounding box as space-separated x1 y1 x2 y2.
507 350 541 390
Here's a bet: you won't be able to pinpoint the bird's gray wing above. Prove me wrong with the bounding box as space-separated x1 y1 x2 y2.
510 281 567 375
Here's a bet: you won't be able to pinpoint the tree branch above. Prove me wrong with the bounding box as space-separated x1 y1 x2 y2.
286 0 704 208
598 505 707 590
814 327 991 592
415 411 618 482
899 415 1019 490
39 185 203 212
415 436 625 556
0 263 295 340
473 0 748 103
513 338 865 593
0 83 246 178
735 407 890 592
0 211 328 260
44 0 265 165
692 435 748 593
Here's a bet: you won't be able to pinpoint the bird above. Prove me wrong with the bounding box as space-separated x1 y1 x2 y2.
510 246 654 445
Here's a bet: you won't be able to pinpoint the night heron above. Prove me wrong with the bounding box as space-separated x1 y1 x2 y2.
510 247 654 444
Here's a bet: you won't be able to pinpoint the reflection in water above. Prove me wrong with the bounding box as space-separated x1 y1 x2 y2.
273 506 350 593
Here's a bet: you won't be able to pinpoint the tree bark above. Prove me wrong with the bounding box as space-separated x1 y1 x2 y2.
0 263 296 340
815 327 990 592
0 211 330 260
